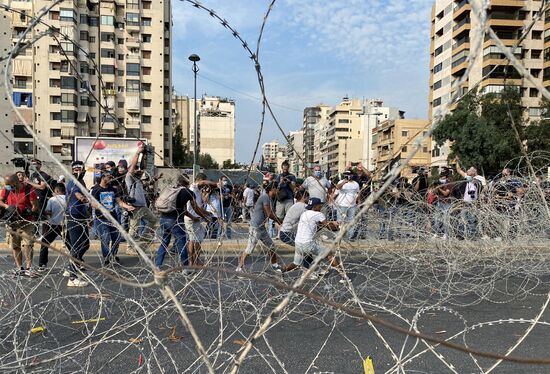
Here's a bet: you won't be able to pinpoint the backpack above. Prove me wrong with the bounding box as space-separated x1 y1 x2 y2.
155 186 183 213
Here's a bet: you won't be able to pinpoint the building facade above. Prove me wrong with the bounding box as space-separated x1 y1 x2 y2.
373 119 431 180
172 94 190 150
286 130 304 177
2 0 172 166
429 0 545 170
190 96 235 166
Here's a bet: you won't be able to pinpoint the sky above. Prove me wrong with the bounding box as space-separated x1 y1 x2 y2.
171 0 434 163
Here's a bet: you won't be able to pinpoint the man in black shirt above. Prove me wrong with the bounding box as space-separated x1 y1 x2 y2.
219 176 234 239
27 159 52 220
155 175 210 268
90 172 135 265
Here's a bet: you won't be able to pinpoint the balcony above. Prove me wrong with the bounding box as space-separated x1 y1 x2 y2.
453 0 471 19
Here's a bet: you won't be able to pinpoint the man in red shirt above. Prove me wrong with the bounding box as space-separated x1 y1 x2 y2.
0 173 39 276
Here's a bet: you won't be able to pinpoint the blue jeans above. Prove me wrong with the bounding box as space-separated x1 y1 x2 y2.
336 205 356 240
95 217 121 258
222 206 233 239
433 202 451 236
279 231 295 246
66 218 90 278
155 216 188 267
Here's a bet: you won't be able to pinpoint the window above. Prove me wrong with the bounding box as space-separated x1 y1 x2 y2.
529 107 541 116
50 112 61 121
60 42 74 55
118 38 124 45
80 62 89 74
50 96 61 104
142 1 152 10
14 142 33 155
118 101 124 108
142 99 151 107
142 50 151 59
433 97 441 107
61 76 77 89
88 17 98 27
89 37 96 44
50 129 61 137
423 146 429 153
100 32 115 42
142 66 151 75
532 30 542 40
142 34 151 43
338 119 350 124
50 11 59 21
80 14 88 24
12 92 32 107
101 48 115 58
13 125 32 139
79 31 88 41
117 54 124 61
61 110 76 123
142 83 151 92
127 0 139 8
61 93 77 105
60 9 76 23
433 62 443 73
101 65 115 74
50 79 60 88
60 61 69 72
127 13 139 26
401 130 408 137
126 80 140 92
532 49 542 59
118 70 124 77
126 63 140 76
433 79 442 90
141 18 151 26
402 146 408 153
14 77 27 88
530 88 539 97
101 16 114 26
80 96 89 106
142 116 152 124
126 129 140 138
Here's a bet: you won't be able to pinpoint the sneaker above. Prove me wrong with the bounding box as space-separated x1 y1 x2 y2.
37 265 47 273
316 267 329 276
25 268 39 278
303 271 319 281
13 268 25 277
338 275 351 284
67 278 89 287
235 266 246 278
62 269 71 278
270 263 283 273
103 257 111 266
114 256 121 265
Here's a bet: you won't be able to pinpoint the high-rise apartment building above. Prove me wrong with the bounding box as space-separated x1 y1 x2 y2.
372 119 431 179
189 96 235 166
302 105 330 173
286 130 304 177
320 97 364 175
429 0 544 169
2 0 172 166
172 94 190 150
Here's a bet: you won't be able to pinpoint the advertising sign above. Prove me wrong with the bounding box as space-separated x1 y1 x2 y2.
74 137 147 187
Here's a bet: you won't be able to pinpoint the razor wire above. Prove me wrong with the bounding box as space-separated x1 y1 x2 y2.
0 0 550 373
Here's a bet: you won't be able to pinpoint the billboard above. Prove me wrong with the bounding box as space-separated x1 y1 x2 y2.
74 137 149 188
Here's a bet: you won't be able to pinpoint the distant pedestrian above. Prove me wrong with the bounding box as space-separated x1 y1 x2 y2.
38 183 67 271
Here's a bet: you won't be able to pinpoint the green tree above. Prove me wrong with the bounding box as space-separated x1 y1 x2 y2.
432 88 524 175
172 125 186 166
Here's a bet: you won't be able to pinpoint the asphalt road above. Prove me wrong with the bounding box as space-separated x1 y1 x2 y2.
0 252 549 373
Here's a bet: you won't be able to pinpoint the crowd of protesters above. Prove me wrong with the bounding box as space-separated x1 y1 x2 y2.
0 149 549 286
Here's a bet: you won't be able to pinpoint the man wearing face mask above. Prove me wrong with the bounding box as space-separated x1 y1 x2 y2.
126 144 158 244
301 165 332 204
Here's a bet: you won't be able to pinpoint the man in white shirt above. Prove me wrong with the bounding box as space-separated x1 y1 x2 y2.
455 160 484 239
278 190 309 246
301 165 332 203
38 184 67 271
184 173 215 266
242 184 255 222
282 198 348 282
334 170 360 240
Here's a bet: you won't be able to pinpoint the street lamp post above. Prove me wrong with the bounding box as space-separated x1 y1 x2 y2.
188 54 200 181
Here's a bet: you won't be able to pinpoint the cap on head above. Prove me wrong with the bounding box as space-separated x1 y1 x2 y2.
71 160 84 169
306 197 323 210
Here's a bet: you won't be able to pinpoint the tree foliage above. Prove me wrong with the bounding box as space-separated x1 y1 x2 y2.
432 88 524 175
171 131 219 169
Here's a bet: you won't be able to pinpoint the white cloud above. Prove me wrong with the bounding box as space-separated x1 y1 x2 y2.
282 0 433 70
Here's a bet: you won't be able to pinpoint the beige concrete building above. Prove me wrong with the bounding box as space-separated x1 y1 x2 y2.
2 0 172 166
190 96 235 166
373 119 431 180
286 130 304 177
172 94 190 149
429 0 545 170
261 139 285 172
320 97 364 175
302 105 330 174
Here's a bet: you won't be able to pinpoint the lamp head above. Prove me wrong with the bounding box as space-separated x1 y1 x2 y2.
188 54 200 62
